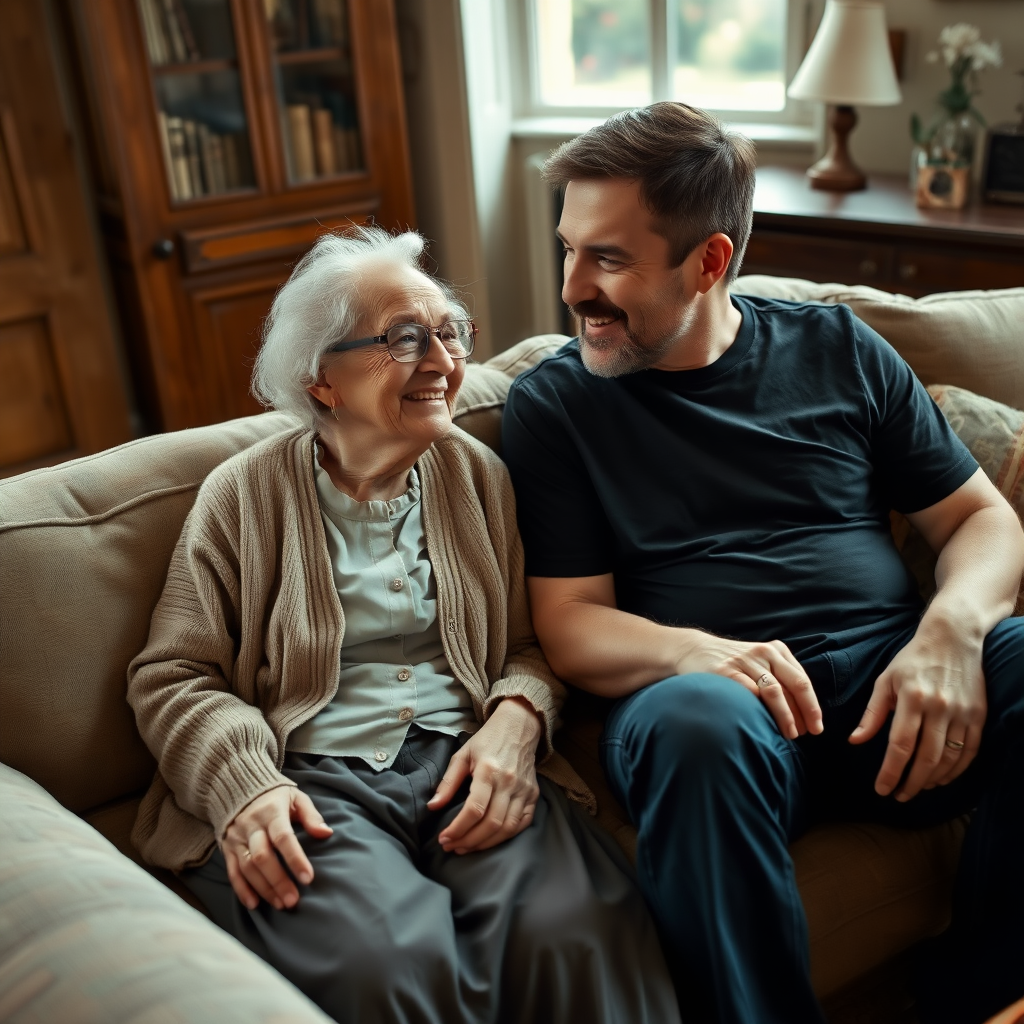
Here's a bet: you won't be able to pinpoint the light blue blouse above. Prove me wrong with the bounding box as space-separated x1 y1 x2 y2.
286 450 478 769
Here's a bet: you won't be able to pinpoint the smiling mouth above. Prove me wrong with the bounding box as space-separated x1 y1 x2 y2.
403 390 447 401
585 316 619 328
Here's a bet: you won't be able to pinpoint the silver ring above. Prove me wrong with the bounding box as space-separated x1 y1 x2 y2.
242 849 252 859
756 673 773 689
945 738 965 751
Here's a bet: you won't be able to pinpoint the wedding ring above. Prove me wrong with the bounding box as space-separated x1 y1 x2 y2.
756 673 773 689
945 738 965 751
243 849 252 859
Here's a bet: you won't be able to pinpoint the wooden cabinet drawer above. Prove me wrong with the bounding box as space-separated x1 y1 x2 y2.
893 247 1024 292
742 231 894 286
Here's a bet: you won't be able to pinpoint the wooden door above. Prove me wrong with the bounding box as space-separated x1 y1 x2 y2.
0 0 132 476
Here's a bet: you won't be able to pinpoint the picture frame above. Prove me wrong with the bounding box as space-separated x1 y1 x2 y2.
982 125 1024 205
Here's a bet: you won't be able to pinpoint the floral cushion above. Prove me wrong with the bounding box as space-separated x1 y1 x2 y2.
891 384 1024 615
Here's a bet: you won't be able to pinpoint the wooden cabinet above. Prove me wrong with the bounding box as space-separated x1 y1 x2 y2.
63 0 414 431
742 166 1024 297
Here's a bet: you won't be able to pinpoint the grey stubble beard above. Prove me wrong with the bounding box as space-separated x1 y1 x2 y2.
577 316 678 379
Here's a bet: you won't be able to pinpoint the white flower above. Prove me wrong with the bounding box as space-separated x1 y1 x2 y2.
939 23 980 57
967 40 1002 71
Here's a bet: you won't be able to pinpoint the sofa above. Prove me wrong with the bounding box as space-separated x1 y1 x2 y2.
2 276 1022 1024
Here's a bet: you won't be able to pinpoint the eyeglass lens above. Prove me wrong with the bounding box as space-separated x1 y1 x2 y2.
386 322 474 362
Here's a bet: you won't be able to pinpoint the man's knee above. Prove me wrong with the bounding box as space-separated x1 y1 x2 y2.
605 672 776 771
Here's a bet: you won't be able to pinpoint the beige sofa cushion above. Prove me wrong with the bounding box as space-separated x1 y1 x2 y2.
0 762 330 1023
733 277 1024 412
0 413 297 815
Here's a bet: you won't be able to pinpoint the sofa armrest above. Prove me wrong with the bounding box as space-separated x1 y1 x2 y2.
0 762 331 1023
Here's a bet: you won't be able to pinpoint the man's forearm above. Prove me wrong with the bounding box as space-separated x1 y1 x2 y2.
535 599 694 697
918 504 1024 643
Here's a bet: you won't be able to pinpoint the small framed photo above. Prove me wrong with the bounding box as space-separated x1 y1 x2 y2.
916 164 970 209
982 126 1024 205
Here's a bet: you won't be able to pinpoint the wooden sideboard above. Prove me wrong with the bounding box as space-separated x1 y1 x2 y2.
742 165 1024 295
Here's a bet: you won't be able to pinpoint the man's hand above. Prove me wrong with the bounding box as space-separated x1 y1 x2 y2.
428 696 542 855
675 633 824 740
221 785 333 911
849 626 987 801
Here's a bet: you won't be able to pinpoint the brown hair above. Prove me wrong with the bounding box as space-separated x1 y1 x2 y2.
543 102 756 282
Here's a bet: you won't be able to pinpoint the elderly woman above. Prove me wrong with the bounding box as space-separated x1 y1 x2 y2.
127 227 678 1024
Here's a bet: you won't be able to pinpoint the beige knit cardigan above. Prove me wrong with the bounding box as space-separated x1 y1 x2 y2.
128 426 593 871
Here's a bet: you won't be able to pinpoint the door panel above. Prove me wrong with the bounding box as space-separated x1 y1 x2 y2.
187 274 287 421
0 0 131 477
0 317 73 465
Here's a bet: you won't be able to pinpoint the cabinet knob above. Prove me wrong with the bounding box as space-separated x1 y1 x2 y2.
152 238 175 260
899 263 918 280
858 259 877 277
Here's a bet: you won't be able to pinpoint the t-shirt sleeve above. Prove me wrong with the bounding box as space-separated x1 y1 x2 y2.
853 313 978 514
502 372 616 578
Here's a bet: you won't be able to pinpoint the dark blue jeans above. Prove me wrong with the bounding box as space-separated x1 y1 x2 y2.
600 616 1024 1024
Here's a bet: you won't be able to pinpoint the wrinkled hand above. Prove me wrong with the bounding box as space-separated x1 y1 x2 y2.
428 696 543 855
675 633 823 740
221 785 333 910
849 629 987 801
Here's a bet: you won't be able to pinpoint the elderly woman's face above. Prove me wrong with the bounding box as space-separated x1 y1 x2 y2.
317 263 466 447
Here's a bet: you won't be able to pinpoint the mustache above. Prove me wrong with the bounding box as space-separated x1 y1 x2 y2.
570 299 626 322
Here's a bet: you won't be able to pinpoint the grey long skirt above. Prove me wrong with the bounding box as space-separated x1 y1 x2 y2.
182 726 679 1024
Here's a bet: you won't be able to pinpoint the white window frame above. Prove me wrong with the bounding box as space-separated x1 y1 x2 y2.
510 0 821 132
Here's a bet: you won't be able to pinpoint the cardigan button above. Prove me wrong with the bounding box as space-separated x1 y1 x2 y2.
397 669 411 682
374 751 388 763
391 578 404 591
398 707 414 721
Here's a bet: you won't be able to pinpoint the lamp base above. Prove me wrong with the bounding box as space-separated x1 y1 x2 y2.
807 105 867 192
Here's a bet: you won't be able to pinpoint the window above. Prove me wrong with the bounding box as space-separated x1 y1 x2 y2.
526 0 806 122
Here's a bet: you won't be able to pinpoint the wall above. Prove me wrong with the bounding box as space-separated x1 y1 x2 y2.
852 0 1024 177
393 0 495 355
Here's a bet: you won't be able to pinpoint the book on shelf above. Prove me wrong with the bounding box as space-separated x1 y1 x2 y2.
139 0 200 65
312 108 336 177
164 116 193 200
160 114 247 201
222 133 242 190
181 119 204 196
286 104 317 182
139 0 168 65
156 111 178 200
311 0 348 48
332 124 362 173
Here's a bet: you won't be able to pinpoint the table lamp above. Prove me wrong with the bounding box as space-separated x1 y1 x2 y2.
787 0 901 191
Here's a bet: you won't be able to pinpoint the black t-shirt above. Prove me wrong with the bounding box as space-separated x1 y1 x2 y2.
502 295 978 651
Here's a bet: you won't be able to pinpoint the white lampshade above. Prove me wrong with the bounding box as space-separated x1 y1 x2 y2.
788 0 901 106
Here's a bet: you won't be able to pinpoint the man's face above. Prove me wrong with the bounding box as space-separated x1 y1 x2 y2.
558 178 698 377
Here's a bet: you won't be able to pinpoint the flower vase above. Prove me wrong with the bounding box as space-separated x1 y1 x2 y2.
931 110 978 168
917 111 976 209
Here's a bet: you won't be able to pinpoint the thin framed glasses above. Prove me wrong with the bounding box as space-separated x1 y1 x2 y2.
327 319 477 363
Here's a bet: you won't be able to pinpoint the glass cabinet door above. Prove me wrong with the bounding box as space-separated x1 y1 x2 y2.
138 0 257 201
264 0 364 185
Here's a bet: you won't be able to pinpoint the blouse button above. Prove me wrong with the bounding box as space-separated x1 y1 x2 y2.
374 751 388 763
397 668 411 682
391 578 404 591
398 707 414 721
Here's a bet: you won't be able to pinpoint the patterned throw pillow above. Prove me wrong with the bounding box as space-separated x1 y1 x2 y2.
891 385 1024 616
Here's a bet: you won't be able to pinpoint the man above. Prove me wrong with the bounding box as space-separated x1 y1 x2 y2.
501 102 1024 1024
